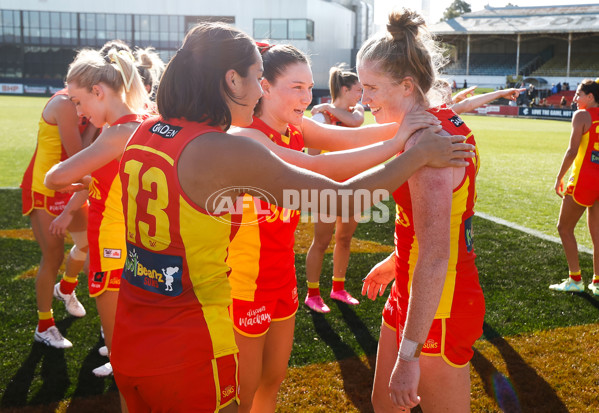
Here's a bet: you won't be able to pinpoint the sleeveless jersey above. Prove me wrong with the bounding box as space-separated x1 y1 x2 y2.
87 114 144 273
112 116 235 377
324 110 350 127
227 117 303 301
391 107 482 319
21 89 89 196
568 106 599 207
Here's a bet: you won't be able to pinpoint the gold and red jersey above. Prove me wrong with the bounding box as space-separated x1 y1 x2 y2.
21 89 90 197
112 116 236 377
391 106 484 319
227 117 303 301
87 114 144 274
567 106 599 207
324 110 349 127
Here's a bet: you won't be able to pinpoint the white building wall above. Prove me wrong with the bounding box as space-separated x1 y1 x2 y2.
0 0 361 89
307 0 355 88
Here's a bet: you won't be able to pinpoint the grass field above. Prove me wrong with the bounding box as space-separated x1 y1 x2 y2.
0 95 598 412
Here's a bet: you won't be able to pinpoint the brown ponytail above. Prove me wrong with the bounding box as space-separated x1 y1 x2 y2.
329 65 359 102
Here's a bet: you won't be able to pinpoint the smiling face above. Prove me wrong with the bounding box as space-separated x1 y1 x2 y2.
341 82 363 108
357 60 415 124
262 62 314 127
67 83 105 127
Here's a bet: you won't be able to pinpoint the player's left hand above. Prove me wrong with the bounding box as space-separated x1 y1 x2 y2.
389 358 421 410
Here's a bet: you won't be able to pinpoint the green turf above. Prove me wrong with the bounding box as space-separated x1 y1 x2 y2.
0 96 47 188
1 187 596 408
0 97 597 408
462 114 592 249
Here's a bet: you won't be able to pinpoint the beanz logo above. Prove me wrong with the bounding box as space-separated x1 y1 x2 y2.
150 121 182 138
123 243 183 296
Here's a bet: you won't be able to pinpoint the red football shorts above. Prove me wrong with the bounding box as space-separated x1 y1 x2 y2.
22 190 72 217
89 268 122 297
115 353 239 412
230 282 299 337
382 284 484 367
566 177 599 207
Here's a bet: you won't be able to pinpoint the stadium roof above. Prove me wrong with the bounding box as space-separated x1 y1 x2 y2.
430 4 599 35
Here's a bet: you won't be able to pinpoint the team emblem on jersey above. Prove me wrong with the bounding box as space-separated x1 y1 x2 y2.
123 243 183 296
449 115 464 127
591 150 599 164
150 121 182 139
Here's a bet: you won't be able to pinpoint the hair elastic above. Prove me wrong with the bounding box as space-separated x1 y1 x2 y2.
256 41 273 55
108 50 135 92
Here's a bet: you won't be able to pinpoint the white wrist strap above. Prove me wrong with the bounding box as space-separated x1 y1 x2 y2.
398 337 423 362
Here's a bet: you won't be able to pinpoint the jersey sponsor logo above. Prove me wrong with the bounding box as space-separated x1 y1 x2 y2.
48 200 67 214
449 115 464 127
464 216 474 253
93 271 106 283
150 121 182 139
238 305 271 328
591 150 599 164
123 243 183 296
423 338 438 349
103 248 122 259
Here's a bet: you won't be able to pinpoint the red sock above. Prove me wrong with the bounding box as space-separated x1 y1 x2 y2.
569 271 582 282
307 281 321 297
59 276 78 295
332 278 345 292
38 317 55 332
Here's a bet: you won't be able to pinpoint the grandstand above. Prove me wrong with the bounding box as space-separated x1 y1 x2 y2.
430 4 599 91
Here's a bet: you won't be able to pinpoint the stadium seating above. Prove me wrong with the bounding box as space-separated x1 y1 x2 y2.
544 90 576 107
442 53 538 76
532 54 599 77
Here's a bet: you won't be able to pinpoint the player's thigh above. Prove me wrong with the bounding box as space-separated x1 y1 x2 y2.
372 323 404 412
261 315 295 383
30 209 64 254
418 356 470 413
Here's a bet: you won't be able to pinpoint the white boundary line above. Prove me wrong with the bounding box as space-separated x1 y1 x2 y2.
475 211 593 255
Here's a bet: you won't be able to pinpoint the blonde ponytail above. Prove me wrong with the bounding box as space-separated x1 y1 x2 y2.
67 48 149 113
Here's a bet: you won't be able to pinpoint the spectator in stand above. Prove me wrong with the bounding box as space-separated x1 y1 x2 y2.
527 84 537 107
463 79 468 89
557 82 562 93
560 96 568 108
571 100 578 110
452 80 457 92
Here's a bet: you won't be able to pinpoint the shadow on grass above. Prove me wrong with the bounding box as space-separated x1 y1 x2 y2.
310 310 375 413
71 337 118 400
0 319 119 412
578 291 599 310
1 319 76 408
472 322 568 413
